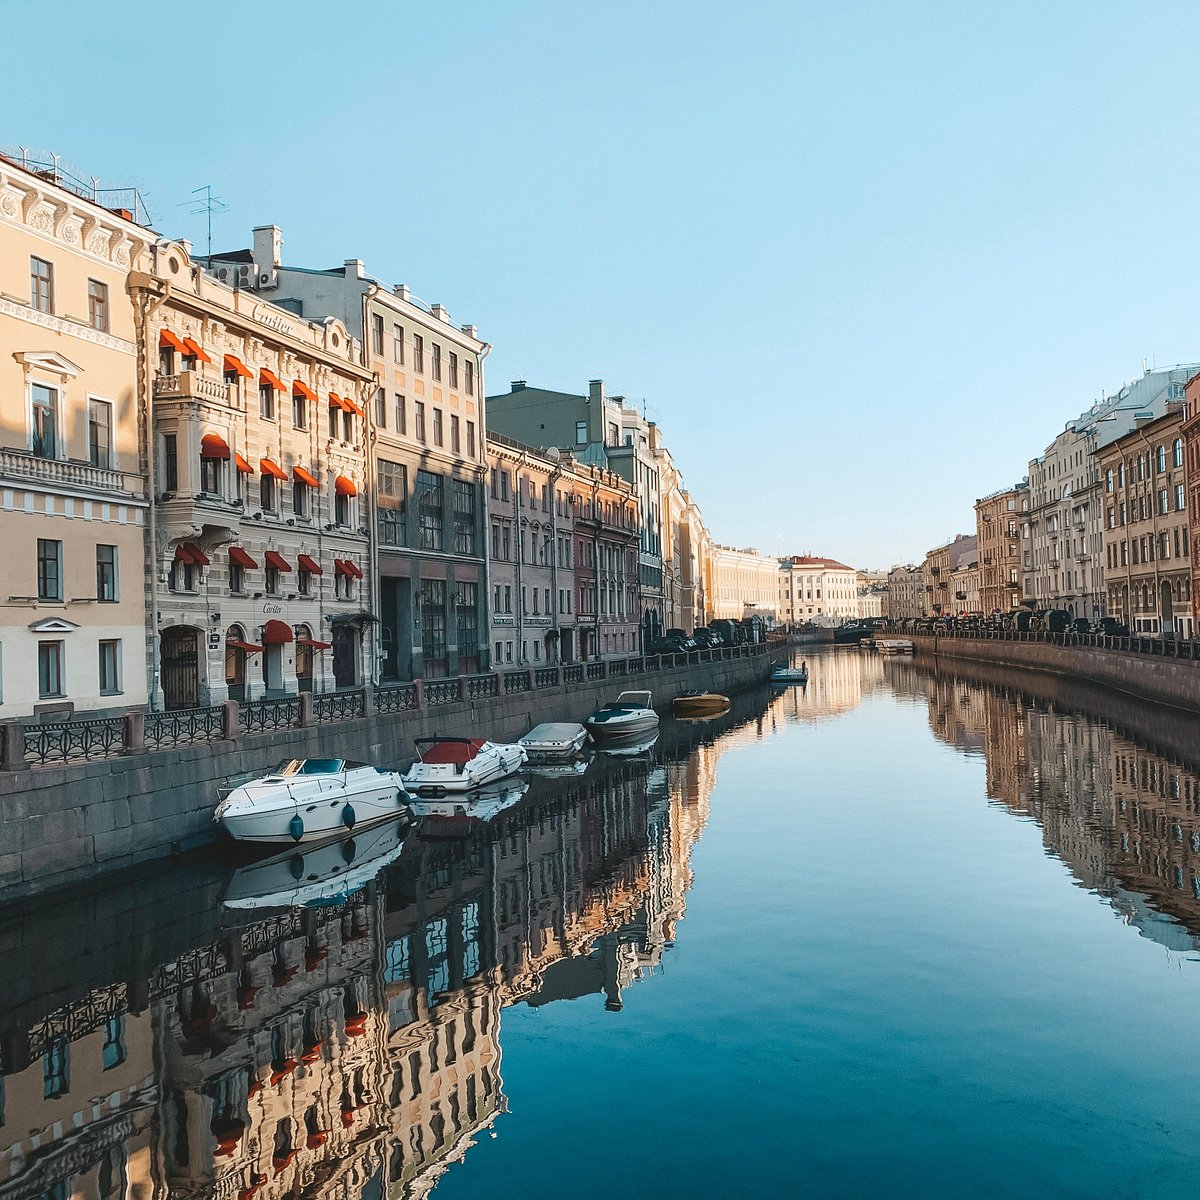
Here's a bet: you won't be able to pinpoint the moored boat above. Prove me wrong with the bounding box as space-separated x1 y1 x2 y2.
876 638 914 655
672 690 731 718
770 662 809 685
216 758 409 845
519 722 590 760
401 736 526 797
584 690 659 738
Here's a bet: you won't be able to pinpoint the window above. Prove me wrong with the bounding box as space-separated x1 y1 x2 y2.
453 480 477 554
98 640 121 695
43 1039 69 1098
375 387 387 428
342 408 354 443
162 434 178 491
451 415 460 453
260 474 277 512
576 421 588 444
30 256 53 313
96 545 117 601
467 420 476 457
432 408 443 446
465 360 474 395
230 560 245 593
1157 445 1167 473
88 279 109 332
449 352 459 389
80 400 113 473
371 313 384 355
491 523 500 559
1160 488 1169 515
328 402 338 439
394 394 406 435
200 454 223 495
413 334 424 373
293 480 308 517
414 401 426 442
37 538 63 600
432 343 442 381
421 579 446 663
1177 483 1187 512
1174 438 1184 468
31 383 58 459
417 470 443 550
334 489 350 525
38 641 64 698
378 459 407 545
393 324 404 362
1105 469 1113 493
456 582 479 657
265 565 280 595
292 391 307 429
503 585 512 613
259 384 275 420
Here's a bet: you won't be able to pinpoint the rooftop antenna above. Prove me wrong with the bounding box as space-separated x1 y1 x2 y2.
183 184 229 258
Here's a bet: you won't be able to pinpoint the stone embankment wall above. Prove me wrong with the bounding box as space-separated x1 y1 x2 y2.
0 651 769 904
910 635 1200 713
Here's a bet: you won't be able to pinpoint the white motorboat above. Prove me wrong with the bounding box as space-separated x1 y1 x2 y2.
401 736 526 797
519 722 590 760
410 777 530 836
877 639 914 655
222 819 410 911
770 663 809 685
216 758 409 845
583 690 660 739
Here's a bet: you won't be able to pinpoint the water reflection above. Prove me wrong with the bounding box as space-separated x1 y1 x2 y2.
0 697 743 1200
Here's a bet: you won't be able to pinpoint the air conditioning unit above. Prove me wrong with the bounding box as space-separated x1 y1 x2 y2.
237 264 253 287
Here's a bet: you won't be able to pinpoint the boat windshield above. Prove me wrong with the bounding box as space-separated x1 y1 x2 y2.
273 758 345 776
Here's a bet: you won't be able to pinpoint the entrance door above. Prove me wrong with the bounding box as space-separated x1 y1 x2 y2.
225 627 247 703
296 640 314 693
1161 579 1175 637
161 627 200 710
332 624 358 689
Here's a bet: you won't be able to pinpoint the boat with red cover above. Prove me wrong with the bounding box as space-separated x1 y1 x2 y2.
401 736 527 797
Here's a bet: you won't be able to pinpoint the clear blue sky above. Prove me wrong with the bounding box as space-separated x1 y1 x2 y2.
10 1 1200 567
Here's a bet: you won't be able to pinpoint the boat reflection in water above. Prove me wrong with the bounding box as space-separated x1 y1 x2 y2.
0 689 756 1200
409 776 531 837
596 730 660 758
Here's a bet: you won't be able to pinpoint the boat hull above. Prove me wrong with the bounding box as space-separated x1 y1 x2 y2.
583 711 659 738
402 743 526 797
672 693 729 717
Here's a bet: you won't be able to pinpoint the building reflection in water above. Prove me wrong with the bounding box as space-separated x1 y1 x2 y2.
887 656 1200 952
0 699 738 1200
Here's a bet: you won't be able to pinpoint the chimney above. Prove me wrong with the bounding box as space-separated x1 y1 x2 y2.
588 379 605 405
431 303 451 324
511 380 527 392
394 284 410 301
460 324 477 338
252 225 283 271
344 258 365 279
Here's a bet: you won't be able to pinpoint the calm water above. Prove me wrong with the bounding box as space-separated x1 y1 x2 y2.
5 648 1200 1200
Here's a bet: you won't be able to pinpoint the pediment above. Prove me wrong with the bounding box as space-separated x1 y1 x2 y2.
14 350 83 378
29 617 81 633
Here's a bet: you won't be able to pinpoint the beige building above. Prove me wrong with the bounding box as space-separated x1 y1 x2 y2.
921 535 973 616
886 564 924 620
680 492 714 630
948 534 980 615
975 482 1027 615
131 240 374 709
1097 406 1192 636
856 569 887 620
778 556 858 626
0 152 154 718
713 545 779 622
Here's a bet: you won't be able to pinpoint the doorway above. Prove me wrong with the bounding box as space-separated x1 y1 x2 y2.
160 627 200 710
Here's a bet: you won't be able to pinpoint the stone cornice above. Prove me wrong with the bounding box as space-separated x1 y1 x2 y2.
0 294 136 354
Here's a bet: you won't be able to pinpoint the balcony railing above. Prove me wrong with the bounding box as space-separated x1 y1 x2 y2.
154 373 233 405
0 447 141 497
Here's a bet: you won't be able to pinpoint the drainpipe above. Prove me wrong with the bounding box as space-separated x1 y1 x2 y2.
477 342 492 669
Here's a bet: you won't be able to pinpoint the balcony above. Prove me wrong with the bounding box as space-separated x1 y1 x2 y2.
0 447 142 498
154 372 233 405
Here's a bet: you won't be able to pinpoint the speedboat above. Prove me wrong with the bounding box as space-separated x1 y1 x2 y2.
876 639 914 655
222 819 410 910
770 663 809 685
401 736 526 797
519 722 590 759
672 690 730 718
216 758 409 844
410 777 530 836
584 690 659 738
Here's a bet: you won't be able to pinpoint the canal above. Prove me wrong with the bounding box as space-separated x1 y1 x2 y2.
4 647 1200 1199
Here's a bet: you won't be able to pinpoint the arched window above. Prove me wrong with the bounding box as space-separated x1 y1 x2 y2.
1174 437 1184 468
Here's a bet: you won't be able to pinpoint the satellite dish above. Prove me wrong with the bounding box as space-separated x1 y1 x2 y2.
545 447 561 462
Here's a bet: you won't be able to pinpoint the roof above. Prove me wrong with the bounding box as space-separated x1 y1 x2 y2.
781 556 855 571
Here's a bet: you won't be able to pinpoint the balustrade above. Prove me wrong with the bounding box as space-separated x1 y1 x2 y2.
145 705 224 749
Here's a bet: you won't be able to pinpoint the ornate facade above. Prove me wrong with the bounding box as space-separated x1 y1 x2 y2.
974 482 1027 615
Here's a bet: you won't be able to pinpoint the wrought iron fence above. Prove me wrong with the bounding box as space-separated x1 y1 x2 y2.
145 705 224 750
504 670 532 694
23 715 125 765
627 657 645 673
535 668 559 689
239 696 301 734
425 678 462 706
563 665 584 684
585 661 606 681
374 683 418 713
314 690 366 723
609 659 628 677
465 673 499 699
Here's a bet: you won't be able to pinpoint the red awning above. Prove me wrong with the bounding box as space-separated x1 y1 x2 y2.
292 380 317 402
175 542 210 566
200 433 230 460
297 638 332 650
259 368 286 392
329 393 350 412
296 553 323 574
334 474 357 497
159 330 187 352
292 465 319 488
264 550 292 572
226 638 263 654
342 395 364 417
182 336 212 364
234 452 254 474
229 546 258 569
262 619 293 644
334 558 364 579
260 458 288 481
224 354 254 379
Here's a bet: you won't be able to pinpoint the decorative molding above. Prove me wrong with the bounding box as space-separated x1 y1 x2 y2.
0 296 135 353
29 617 81 633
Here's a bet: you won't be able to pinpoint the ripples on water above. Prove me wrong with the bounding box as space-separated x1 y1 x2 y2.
5 648 1200 1200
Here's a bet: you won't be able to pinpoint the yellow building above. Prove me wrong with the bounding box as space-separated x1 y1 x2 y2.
0 152 153 716
778 556 858 626
975 482 1027 615
713 545 779 622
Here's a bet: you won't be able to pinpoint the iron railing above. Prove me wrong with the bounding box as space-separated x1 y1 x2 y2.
504 670 532 694
23 715 124 765
239 696 301 734
314 690 366 723
465 674 498 699
535 668 559 690
425 678 462 706
145 705 224 750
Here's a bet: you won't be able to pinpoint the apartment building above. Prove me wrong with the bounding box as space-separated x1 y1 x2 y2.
777 556 858 626
132 239 374 708
1097 407 1192 636
921 539 957 615
0 152 153 718
948 535 980 615
714 546 779 622
207 228 490 679
975 482 1027 614
886 565 924 620
1183 372 1200 632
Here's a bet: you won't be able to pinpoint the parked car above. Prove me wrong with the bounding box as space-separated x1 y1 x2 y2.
1091 617 1130 637
1030 608 1073 633
1070 617 1092 634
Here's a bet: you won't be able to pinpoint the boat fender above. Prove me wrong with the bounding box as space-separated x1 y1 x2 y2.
341 837 357 863
289 854 305 880
288 814 305 843
342 803 356 830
